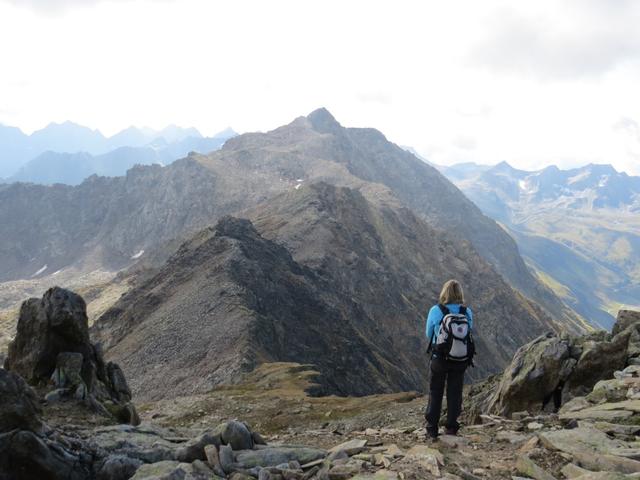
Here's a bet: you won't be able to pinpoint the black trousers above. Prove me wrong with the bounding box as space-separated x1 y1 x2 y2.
425 356 467 435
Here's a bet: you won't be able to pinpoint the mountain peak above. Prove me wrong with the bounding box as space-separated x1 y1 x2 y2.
584 163 617 175
306 108 342 134
213 127 238 139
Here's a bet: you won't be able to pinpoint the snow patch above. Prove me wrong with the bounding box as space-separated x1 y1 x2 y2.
131 249 145 260
294 183 302 190
598 175 610 187
52 269 63 276
32 265 47 277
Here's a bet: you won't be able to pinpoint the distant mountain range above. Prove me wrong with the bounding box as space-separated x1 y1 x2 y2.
438 161 640 329
0 122 236 183
0 109 588 397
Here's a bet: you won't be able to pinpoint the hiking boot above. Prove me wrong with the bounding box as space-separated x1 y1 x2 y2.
444 427 458 436
425 426 439 440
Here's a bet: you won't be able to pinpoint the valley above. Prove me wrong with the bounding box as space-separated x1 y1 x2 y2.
439 162 640 329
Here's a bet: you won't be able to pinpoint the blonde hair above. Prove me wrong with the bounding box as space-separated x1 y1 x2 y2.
439 279 465 305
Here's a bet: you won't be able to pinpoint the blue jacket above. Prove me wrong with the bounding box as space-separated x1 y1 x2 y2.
426 303 473 344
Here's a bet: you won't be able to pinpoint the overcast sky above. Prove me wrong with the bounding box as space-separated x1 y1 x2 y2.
1 0 639 174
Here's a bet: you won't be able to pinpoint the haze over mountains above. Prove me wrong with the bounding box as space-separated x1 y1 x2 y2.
0 121 236 184
0 108 588 398
439 161 640 329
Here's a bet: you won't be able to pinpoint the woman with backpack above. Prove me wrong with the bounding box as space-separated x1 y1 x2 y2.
424 279 474 440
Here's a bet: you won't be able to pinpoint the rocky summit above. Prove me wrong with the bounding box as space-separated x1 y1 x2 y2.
92 183 555 401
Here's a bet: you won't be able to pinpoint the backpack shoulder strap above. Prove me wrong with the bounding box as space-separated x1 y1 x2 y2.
459 305 467 315
438 304 449 316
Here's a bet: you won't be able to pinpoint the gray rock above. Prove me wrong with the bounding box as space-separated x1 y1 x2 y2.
515 454 557 480
0 429 91 480
129 461 187 480
487 334 573 416
252 430 268 446
234 447 326 469
44 387 70 404
5 288 93 385
51 351 84 388
538 427 640 474
175 430 221 462
82 423 179 463
4 287 139 425
219 444 235 473
221 421 254 451
130 459 223 479
0 368 43 433
97 454 143 480
329 439 367 456
613 310 640 336
107 362 133 402
566 331 631 396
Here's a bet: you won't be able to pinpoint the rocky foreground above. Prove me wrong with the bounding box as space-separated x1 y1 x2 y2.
1 289 640 479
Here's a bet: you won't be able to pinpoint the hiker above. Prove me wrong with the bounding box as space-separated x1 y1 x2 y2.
424 279 475 440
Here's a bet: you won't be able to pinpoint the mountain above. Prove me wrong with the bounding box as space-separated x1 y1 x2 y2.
0 125 31 178
104 126 158 150
7 135 232 185
92 183 556 400
0 122 236 180
0 109 585 335
29 121 108 156
439 161 640 328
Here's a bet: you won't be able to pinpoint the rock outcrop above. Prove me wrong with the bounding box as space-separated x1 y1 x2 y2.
0 368 43 433
0 367 92 480
468 309 640 419
4 287 138 424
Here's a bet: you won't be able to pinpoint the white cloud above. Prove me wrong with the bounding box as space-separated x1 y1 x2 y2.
5 0 169 14
0 0 639 175
469 1 640 80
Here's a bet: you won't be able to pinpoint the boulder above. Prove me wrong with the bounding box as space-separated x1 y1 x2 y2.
4 287 139 425
175 430 222 462
233 447 326 469
51 351 84 388
539 427 640 474
0 429 91 480
566 331 631 397
329 439 368 455
487 334 574 416
5 287 93 385
612 310 640 337
0 368 43 433
129 460 220 479
80 424 178 463
97 455 144 480
221 421 253 451
106 362 133 402
515 454 557 480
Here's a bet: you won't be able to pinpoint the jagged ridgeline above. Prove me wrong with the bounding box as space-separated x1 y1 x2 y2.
1 109 586 399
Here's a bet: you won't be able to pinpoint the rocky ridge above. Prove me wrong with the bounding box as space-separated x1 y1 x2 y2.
91 183 556 400
0 109 584 334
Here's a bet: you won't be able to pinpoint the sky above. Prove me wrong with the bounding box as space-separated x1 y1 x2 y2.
1 0 640 174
